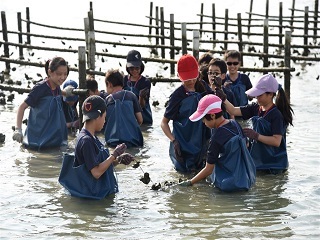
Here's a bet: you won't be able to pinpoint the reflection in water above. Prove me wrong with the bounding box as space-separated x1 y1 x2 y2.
165 173 293 239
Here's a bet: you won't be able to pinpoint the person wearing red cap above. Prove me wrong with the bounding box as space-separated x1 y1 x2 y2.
123 50 153 125
160 54 212 173
179 94 256 191
217 74 294 174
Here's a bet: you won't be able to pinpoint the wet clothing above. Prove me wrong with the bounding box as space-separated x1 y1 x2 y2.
165 83 211 172
62 101 78 124
23 80 67 149
59 129 118 199
224 72 252 106
240 102 288 173
123 75 152 124
104 90 143 148
222 86 238 119
208 120 256 191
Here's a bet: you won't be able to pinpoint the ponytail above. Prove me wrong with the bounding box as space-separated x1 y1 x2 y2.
275 86 294 126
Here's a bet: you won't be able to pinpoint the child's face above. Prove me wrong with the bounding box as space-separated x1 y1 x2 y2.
128 67 141 77
48 66 68 87
202 115 215 128
182 78 197 91
208 65 226 86
226 57 240 75
96 112 106 131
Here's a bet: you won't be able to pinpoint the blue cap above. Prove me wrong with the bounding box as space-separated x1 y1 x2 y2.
63 80 78 102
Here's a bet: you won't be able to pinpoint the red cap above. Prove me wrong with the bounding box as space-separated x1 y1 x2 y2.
177 54 199 81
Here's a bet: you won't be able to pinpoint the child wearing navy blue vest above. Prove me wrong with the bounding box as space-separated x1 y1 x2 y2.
59 95 134 199
179 94 256 192
221 74 294 174
12 57 74 150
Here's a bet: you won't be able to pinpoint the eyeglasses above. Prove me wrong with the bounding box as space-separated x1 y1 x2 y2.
226 62 239 66
207 71 221 76
128 67 141 71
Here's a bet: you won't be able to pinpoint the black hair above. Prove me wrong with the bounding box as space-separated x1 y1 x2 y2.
208 58 227 74
275 87 294 126
86 78 98 92
105 69 124 87
198 64 209 84
45 57 69 76
198 51 214 65
203 102 226 120
224 50 241 61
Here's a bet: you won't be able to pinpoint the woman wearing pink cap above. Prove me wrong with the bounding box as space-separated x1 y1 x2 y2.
161 54 213 173
179 94 256 191
217 74 294 174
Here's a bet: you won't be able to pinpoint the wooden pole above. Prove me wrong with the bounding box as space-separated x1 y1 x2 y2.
193 30 200 60
314 0 319 43
78 46 87 129
155 6 159 46
17 12 24 60
88 10 96 71
170 14 175 75
224 9 229 51
149 2 153 35
1 11 10 73
263 19 269 73
84 18 89 51
26 7 31 44
284 31 291 103
278 2 283 54
237 13 244 65
212 3 216 49
199 3 204 38
265 0 269 19
302 6 309 56
181 23 187 55
89 1 93 11
160 7 165 58
248 0 253 36
290 0 295 32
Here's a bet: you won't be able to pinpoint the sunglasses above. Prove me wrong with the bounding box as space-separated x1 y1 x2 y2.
128 67 141 71
226 62 239 66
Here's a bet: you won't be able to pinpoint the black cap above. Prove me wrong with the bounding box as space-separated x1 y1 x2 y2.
82 95 107 123
126 50 142 68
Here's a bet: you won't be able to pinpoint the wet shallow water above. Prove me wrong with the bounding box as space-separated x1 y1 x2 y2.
1 0 320 239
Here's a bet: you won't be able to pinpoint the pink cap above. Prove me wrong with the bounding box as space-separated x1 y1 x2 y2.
245 74 279 97
189 94 222 122
177 54 199 81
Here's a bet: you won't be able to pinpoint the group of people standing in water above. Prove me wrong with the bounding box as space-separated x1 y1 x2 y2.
12 49 294 199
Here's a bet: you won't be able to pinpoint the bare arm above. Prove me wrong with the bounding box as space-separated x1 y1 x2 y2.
16 102 29 129
90 155 118 179
160 117 175 142
257 134 282 147
224 99 242 117
139 96 146 108
135 112 143 125
190 163 215 185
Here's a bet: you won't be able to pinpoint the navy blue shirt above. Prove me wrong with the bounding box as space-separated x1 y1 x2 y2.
25 79 61 107
240 102 285 135
224 72 252 91
75 129 101 171
123 75 151 96
105 90 142 113
164 81 212 120
207 121 245 164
